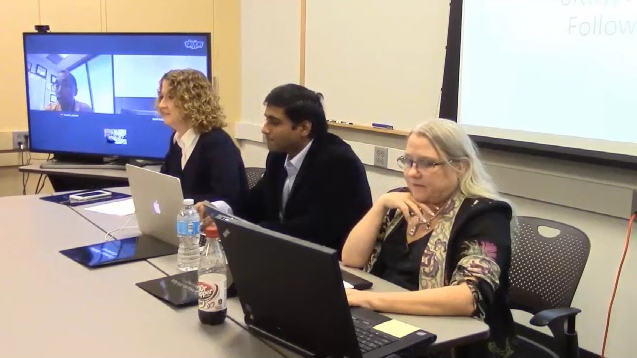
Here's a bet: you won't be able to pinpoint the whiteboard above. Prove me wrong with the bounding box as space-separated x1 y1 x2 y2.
241 0 301 124
305 0 450 132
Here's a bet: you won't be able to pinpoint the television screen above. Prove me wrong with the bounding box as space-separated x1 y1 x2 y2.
23 33 211 160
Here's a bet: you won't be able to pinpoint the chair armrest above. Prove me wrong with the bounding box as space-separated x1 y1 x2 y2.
530 307 582 327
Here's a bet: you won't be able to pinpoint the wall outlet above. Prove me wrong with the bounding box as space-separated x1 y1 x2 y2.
373 146 388 168
12 131 28 150
632 190 637 216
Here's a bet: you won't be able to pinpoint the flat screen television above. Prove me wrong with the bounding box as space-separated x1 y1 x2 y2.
22 32 212 162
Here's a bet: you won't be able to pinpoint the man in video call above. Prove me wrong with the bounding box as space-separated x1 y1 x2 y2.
44 70 93 112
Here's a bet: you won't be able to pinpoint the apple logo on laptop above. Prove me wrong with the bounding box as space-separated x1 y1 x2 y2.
153 201 161 214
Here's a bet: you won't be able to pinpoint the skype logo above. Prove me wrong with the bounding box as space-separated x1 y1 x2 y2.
184 40 204 50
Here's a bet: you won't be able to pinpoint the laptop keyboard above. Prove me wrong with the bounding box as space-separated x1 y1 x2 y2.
352 316 398 353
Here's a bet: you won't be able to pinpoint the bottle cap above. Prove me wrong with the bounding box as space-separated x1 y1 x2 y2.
183 198 194 206
204 225 218 239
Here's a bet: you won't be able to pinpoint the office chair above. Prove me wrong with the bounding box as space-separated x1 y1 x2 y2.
509 217 590 358
245 167 265 189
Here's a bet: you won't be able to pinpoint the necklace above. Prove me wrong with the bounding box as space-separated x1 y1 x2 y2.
407 198 454 236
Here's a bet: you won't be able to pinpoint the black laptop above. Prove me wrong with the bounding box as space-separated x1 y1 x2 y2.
202 202 373 291
212 211 437 358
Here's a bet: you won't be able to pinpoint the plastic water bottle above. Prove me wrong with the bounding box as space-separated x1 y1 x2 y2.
176 198 201 272
198 225 227 325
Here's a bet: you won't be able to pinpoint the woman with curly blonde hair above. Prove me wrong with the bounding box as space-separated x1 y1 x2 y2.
157 69 248 208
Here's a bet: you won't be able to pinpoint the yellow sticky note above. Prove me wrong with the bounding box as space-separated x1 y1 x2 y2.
373 319 420 338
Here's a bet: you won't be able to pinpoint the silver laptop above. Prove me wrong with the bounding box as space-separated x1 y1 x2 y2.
58 165 184 268
125 164 184 246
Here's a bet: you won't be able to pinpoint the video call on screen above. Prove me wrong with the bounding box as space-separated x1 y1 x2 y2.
24 34 210 159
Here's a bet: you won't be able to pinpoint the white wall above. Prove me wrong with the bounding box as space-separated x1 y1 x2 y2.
240 0 300 124
239 1 637 356
304 0 448 130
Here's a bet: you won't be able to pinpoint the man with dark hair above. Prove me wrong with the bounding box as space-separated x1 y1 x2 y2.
45 70 93 112
202 83 372 252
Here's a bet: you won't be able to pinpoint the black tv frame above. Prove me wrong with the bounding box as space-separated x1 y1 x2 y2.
439 0 637 170
22 31 213 164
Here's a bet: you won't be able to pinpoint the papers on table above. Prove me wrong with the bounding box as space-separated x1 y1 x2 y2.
373 320 420 338
84 199 135 216
343 281 354 289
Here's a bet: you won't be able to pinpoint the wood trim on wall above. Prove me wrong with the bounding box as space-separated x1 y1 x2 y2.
213 0 241 136
299 0 307 85
328 122 408 136
99 0 106 32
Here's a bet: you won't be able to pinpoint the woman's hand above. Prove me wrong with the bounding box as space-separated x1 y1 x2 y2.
194 202 207 219
377 192 434 221
194 202 214 229
345 289 376 310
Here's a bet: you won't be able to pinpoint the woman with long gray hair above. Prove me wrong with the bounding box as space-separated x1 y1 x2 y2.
342 118 516 358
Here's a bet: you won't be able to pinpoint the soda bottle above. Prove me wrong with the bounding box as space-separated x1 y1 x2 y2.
197 225 227 325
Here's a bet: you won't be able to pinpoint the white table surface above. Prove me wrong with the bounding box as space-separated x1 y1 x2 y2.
0 194 286 358
47 187 490 353
146 253 489 347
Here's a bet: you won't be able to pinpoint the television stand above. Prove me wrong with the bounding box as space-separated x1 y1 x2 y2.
28 154 164 192
39 162 127 170
39 156 163 170
104 157 163 167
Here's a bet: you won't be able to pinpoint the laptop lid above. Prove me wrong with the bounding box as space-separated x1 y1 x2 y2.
201 201 374 291
125 164 183 247
213 212 435 358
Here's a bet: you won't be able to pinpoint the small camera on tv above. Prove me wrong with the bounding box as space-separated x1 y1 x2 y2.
34 25 50 33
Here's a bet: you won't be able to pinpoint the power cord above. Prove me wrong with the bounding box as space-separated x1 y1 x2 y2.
601 211 636 357
103 214 137 241
68 206 137 242
68 206 165 276
33 154 52 195
19 135 51 195
34 174 48 194
37 154 53 194
19 136 32 195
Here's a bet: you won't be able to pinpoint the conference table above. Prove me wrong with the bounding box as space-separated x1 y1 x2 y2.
0 194 285 357
0 187 489 357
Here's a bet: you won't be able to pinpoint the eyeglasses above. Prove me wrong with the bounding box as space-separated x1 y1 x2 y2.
53 82 73 89
397 155 453 171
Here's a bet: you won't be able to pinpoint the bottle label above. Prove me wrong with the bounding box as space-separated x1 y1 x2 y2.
197 273 227 312
177 220 200 236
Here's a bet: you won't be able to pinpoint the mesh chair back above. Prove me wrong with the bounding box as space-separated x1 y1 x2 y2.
245 167 265 189
509 217 590 314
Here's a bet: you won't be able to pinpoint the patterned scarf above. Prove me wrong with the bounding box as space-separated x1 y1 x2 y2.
365 191 466 290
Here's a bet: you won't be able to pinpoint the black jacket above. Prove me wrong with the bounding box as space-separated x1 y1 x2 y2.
239 133 373 252
160 128 248 209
